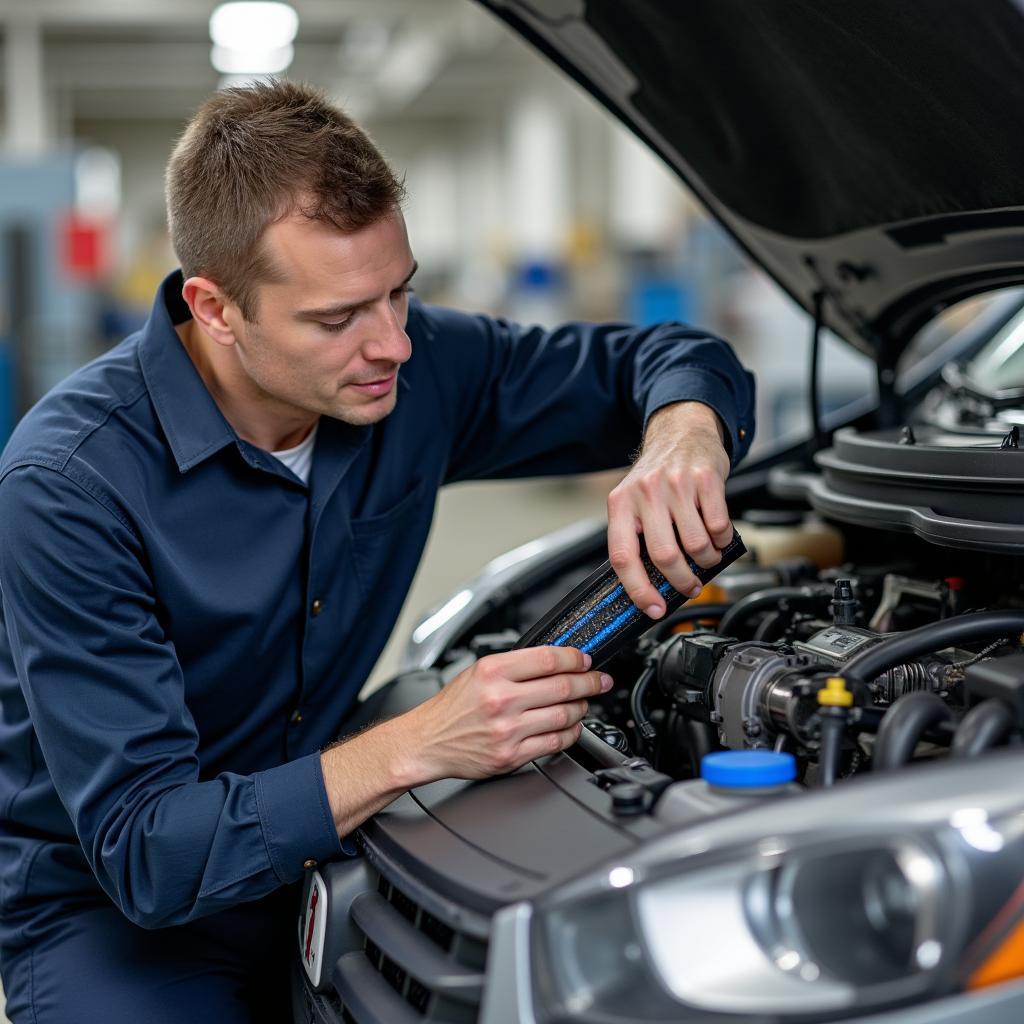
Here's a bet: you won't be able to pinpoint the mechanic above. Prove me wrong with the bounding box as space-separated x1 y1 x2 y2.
0 80 754 1022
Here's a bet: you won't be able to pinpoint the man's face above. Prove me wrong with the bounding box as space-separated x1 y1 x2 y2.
223 209 416 427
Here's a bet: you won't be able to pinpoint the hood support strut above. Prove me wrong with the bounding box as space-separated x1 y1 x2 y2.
874 338 900 431
808 289 826 459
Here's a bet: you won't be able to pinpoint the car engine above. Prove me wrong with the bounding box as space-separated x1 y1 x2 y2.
449 509 1024 798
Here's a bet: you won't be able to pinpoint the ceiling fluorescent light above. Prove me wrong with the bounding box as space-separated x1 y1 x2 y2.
209 2 298 74
211 43 294 74
210 2 298 51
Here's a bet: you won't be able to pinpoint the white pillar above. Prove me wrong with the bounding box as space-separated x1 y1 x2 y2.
4 15 49 158
507 92 569 261
609 122 681 250
405 147 458 268
451 127 506 310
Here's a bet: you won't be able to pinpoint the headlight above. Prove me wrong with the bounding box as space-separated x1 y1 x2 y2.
531 752 1024 1022
637 836 947 1015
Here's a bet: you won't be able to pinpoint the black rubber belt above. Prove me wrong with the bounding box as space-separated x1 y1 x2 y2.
515 532 746 670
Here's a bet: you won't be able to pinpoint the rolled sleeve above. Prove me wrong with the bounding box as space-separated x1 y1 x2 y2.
643 366 756 467
254 752 342 883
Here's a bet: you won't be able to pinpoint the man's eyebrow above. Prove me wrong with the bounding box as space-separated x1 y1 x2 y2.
294 261 419 321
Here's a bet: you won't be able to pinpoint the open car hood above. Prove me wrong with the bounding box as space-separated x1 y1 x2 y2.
480 0 1024 364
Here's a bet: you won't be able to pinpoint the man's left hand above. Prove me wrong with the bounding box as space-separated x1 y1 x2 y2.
606 401 733 618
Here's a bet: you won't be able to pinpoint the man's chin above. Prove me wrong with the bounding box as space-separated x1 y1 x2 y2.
333 391 397 427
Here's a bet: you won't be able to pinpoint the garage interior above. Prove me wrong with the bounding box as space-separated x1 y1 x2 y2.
4 3 1023 1022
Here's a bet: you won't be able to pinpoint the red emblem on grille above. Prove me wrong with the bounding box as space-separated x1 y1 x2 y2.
304 885 320 965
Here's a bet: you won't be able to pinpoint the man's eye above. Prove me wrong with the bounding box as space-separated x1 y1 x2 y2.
319 319 352 334
392 285 415 298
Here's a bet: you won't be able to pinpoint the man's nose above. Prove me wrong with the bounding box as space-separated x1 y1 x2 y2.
363 305 412 365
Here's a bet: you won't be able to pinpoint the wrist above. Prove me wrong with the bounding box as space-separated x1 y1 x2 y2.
375 708 434 791
646 400 726 448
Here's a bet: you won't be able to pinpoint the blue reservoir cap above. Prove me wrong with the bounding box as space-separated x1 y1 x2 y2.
701 750 797 788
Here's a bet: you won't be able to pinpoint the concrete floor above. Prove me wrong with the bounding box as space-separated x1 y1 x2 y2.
0 474 613 1021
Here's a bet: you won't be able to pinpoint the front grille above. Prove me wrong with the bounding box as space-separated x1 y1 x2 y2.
407 977 432 1014
420 910 455 953
388 882 420 925
332 858 490 1023
380 951 407 993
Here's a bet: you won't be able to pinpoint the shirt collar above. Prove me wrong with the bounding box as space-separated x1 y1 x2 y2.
138 270 238 473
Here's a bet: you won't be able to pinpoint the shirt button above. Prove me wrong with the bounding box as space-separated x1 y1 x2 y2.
303 859 318 870
738 427 747 440
289 709 303 725
311 598 324 617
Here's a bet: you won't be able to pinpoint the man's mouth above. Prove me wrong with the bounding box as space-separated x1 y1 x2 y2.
348 373 396 397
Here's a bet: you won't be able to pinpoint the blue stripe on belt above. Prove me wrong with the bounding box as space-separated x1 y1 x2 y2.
552 579 674 652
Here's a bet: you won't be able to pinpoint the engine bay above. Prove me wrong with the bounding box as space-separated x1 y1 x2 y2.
444 511 1024 801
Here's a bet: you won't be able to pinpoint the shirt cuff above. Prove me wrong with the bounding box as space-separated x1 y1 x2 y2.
643 368 753 467
253 751 343 883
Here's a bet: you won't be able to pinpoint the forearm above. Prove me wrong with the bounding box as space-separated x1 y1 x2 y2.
320 648 609 837
319 713 424 838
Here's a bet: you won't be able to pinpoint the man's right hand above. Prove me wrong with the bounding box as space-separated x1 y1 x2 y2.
319 646 610 840
400 645 612 782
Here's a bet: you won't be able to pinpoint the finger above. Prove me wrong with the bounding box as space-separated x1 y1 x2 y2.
492 645 591 682
515 722 584 765
513 671 612 712
673 498 720 570
608 497 664 617
697 475 734 550
642 506 701 601
514 699 590 741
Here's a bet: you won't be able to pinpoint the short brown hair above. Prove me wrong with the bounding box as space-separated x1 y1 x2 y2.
165 79 405 321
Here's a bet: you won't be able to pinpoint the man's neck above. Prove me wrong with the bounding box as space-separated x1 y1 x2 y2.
174 319 318 452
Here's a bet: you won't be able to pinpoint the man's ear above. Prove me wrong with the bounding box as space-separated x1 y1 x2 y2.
181 277 238 349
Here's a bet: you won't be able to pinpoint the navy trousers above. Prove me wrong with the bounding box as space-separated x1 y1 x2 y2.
1 885 298 1023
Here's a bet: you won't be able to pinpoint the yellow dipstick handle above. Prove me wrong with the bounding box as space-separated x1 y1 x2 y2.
818 676 854 708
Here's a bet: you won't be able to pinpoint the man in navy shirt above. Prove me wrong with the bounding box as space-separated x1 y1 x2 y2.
0 81 754 1021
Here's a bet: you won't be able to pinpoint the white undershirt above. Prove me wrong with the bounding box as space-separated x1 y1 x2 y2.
271 423 319 485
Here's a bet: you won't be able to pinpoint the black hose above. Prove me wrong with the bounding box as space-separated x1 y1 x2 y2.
649 603 731 641
577 722 629 768
876 662 934 703
718 585 829 638
818 710 846 787
630 666 657 749
753 610 786 642
685 718 718 777
952 699 1017 758
873 691 953 770
844 610 1024 685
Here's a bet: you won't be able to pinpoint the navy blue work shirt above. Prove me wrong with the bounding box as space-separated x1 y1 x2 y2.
0 271 754 943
